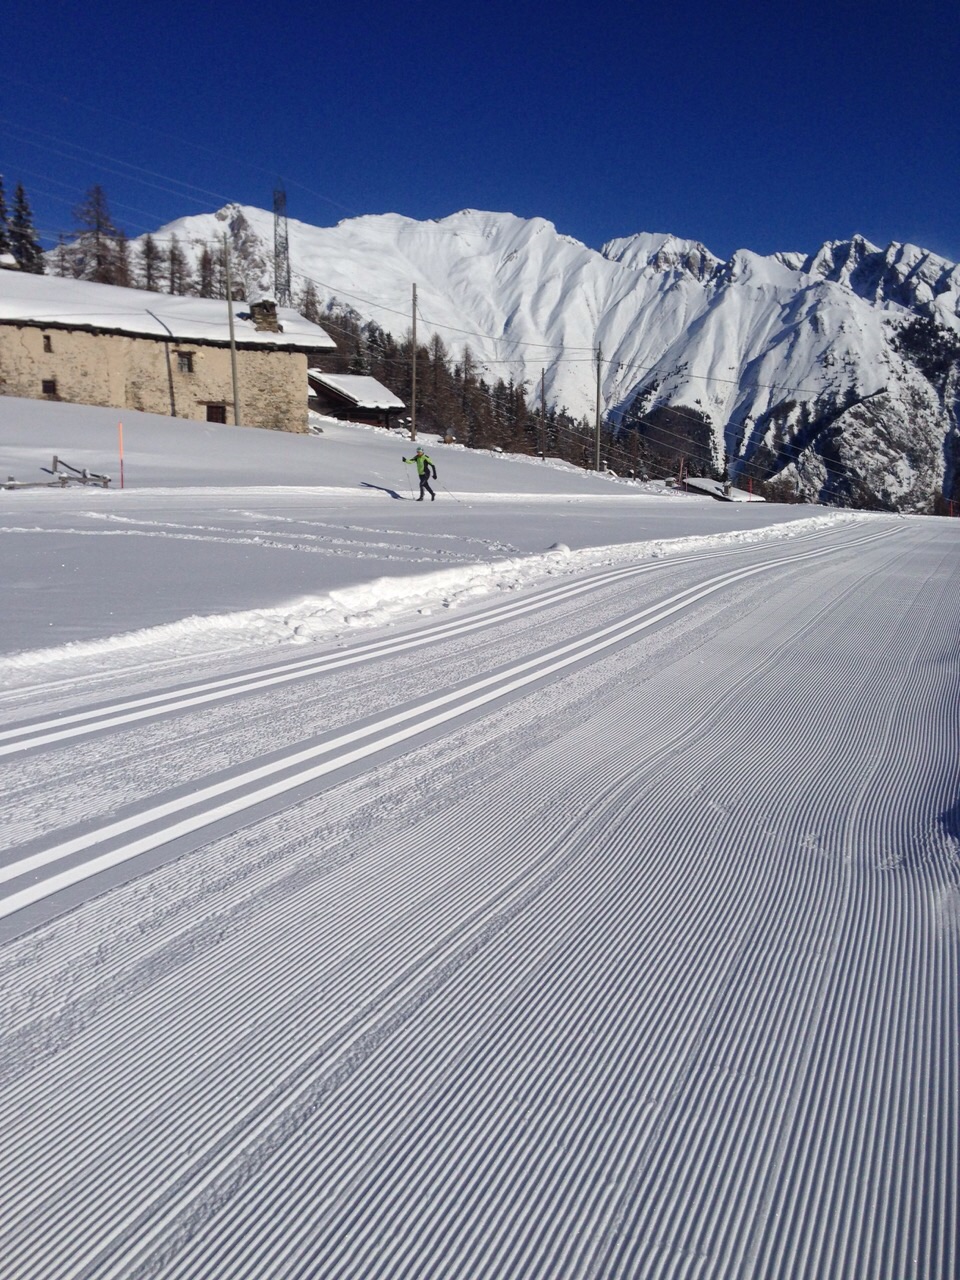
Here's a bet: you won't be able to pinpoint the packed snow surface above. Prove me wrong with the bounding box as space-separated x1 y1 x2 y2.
0 397 957 1278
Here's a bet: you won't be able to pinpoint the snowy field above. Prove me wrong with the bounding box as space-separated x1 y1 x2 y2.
1 397 957 1277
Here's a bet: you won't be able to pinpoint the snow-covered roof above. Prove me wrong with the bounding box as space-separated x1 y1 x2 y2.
308 370 405 410
0 270 336 351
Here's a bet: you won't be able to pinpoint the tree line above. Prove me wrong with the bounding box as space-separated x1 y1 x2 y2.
304 295 752 481
309 295 624 464
17 180 724 479
47 184 235 298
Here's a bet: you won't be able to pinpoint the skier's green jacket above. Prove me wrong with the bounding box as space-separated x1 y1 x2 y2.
402 449 436 478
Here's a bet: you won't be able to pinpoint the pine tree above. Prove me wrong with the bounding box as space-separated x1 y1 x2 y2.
10 184 44 273
348 332 372 374
0 176 10 256
136 233 163 291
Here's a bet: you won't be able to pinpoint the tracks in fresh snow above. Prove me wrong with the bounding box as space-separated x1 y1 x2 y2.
1 518 956 1280
0 523 891 756
1 524 897 921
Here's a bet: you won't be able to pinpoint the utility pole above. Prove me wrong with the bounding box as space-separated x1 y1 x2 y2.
410 282 417 441
540 368 546 459
594 345 602 471
223 232 242 427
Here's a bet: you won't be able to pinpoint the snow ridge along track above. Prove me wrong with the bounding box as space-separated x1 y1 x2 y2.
0 518 956 1279
0 522 872 754
1 525 899 918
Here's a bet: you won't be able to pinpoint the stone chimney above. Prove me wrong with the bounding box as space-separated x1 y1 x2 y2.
249 299 281 333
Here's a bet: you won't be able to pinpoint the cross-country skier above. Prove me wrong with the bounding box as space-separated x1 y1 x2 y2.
402 447 438 501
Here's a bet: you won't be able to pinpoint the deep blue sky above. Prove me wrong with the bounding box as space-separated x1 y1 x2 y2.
2 0 958 261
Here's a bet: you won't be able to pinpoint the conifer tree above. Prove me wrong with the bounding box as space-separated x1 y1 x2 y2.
10 184 45 272
0 176 10 255
72 184 121 283
136 233 163 291
112 228 132 287
166 233 193 295
348 332 372 374
197 246 215 297
298 280 322 324
213 243 230 299
54 233 70 277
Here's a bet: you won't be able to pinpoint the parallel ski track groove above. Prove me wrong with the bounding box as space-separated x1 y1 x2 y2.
0 524 887 757
0 527 897 920
2 522 956 1278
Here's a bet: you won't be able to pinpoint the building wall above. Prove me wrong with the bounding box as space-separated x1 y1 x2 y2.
0 324 310 432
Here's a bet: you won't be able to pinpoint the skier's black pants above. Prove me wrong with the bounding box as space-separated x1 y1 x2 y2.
418 475 435 500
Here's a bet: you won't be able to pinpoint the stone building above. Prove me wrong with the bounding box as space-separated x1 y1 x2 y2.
0 269 336 432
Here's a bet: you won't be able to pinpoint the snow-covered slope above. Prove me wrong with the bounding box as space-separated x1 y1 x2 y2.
2 390 957 1273
121 207 960 511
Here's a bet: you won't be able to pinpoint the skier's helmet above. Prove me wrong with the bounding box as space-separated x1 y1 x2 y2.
416 448 424 455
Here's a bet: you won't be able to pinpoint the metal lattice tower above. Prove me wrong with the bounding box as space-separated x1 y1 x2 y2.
273 186 292 307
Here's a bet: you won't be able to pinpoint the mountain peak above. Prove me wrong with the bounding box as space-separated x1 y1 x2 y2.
82 205 960 510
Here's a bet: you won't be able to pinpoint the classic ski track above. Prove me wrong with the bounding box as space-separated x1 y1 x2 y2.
0 526 898 919
0 521 885 754
1 521 956 1279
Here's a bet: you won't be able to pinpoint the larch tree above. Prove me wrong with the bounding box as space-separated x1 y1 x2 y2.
197 246 215 297
166 233 193 295
72 184 121 283
112 228 132 288
136 234 163 291
53 233 70 277
298 279 322 324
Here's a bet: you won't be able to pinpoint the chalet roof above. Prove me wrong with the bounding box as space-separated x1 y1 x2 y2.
308 370 405 410
0 271 336 351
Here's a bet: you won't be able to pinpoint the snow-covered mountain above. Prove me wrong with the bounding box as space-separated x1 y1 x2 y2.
130 206 960 510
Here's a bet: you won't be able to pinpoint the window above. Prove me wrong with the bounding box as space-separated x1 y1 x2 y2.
206 403 227 424
177 351 194 374
41 378 57 397
42 334 53 353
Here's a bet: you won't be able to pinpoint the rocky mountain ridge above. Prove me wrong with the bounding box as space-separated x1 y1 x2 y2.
128 206 960 510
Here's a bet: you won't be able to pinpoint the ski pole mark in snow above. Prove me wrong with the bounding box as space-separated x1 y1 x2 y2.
230 509 522 553
81 510 489 560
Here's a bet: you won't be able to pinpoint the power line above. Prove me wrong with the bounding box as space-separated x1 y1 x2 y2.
5 153 905 411
0 88 355 217
15 191 895 494
0 117 236 206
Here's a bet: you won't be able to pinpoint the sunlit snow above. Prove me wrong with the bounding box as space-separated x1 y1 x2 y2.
1 395 956 1279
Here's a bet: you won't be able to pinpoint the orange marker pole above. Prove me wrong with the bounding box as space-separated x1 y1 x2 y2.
118 421 125 489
